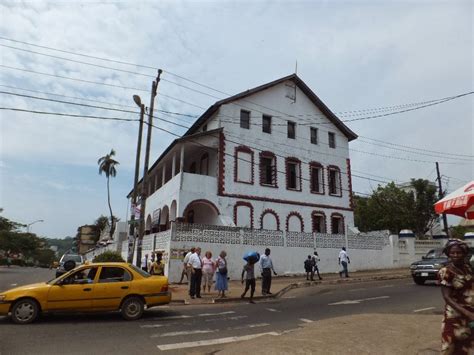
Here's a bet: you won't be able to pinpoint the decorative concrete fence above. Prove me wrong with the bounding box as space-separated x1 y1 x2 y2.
87 223 471 283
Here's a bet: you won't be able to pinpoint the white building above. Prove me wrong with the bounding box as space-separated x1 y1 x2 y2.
130 74 357 239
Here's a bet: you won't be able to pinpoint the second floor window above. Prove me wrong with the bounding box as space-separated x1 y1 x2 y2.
286 159 301 190
240 110 250 129
260 154 277 186
328 132 336 148
328 167 341 196
262 115 272 134
287 121 296 139
310 165 323 193
310 127 318 144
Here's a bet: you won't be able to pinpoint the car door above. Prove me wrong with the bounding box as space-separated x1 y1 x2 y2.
92 266 132 310
47 266 98 311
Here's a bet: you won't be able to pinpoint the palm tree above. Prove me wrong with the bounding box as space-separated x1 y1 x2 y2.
98 149 119 239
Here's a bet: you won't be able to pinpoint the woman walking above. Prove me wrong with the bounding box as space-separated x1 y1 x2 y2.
438 239 474 354
202 251 216 294
215 250 228 298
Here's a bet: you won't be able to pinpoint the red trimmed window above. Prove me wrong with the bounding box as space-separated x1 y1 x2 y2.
331 213 344 234
262 115 272 134
312 212 326 233
286 158 301 191
310 163 324 194
328 166 342 196
234 146 254 184
259 152 277 187
240 110 250 129
234 202 253 228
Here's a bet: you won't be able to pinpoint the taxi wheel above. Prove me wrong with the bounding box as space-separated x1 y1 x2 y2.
11 299 39 324
121 297 144 321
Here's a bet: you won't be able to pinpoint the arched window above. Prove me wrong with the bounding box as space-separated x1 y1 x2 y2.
234 202 253 228
331 213 345 234
286 211 304 232
234 146 254 184
311 211 327 233
260 209 280 230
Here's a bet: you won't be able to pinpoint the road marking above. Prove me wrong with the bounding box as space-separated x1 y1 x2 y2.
230 323 270 330
265 308 281 312
328 295 390 306
157 315 192 320
141 324 167 328
282 296 296 299
198 311 235 317
205 315 248 322
413 307 435 313
10 283 17 286
377 285 394 288
152 330 215 338
349 288 367 292
299 319 313 323
157 332 279 351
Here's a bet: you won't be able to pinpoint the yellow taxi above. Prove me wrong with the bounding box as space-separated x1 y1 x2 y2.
0 262 171 324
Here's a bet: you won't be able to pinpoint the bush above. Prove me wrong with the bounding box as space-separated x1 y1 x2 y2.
93 251 124 263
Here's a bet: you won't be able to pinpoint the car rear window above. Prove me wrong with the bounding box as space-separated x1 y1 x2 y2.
129 264 151 278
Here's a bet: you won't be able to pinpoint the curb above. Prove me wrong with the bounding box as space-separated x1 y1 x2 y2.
170 273 411 305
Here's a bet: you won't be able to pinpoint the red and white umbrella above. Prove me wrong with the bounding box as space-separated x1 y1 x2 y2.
434 181 474 219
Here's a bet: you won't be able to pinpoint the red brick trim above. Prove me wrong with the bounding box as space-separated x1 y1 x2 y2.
309 161 325 195
260 208 280 231
183 199 221 217
222 192 353 211
218 132 225 195
233 201 254 228
330 212 345 234
234 145 254 185
327 165 343 197
259 151 278 188
346 158 353 209
285 157 302 192
311 210 327 233
286 211 304 232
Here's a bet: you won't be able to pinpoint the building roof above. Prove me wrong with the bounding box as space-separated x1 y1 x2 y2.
183 73 358 141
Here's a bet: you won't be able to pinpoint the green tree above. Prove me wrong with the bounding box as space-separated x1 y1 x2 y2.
93 250 124 263
353 179 439 237
98 149 119 240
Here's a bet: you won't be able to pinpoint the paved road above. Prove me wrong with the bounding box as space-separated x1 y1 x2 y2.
0 268 443 354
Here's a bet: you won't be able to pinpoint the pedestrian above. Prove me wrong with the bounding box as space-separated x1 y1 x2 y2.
438 239 474 355
181 247 195 284
338 247 350 278
260 248 277 295
187 247 202 299
141 253 149 272
304 255 313 281
202 251 215 294
150 252 165 276
312 251 323 280
215 250 228 298
6 254 11 268
178 251 189 284
241 258 256 303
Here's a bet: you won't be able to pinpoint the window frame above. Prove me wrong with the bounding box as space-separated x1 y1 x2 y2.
259 151 277 187
98 266 132 283
240 110 250 129
310 127 318 145
327 165 342 197
262 115 272 134
328 132 336 148
309 162 324 194
287 121 296 139
311 212 327 234
285 157 302 191
330 213 345 235
234 146 254 185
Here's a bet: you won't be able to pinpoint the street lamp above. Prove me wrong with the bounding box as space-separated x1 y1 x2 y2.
27 219 44 233
127 94 145 263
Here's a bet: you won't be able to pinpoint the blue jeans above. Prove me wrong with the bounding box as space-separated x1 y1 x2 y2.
340 261 349 277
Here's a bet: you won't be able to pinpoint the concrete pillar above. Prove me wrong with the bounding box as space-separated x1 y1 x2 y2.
180 145 185 173
162 164 166 185
172 154 176 177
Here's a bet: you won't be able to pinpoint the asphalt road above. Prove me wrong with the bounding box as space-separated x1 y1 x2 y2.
0 267 444 355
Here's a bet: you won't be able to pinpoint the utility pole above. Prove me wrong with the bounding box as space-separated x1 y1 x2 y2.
127 95 145 263
136 69 163 268
436 162 449 236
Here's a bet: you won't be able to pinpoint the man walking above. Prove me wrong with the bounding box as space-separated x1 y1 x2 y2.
338 247 350 278
181 247 195 284
241 258 256 303
260 248 277 295
187 247 202 299
312 251 323 280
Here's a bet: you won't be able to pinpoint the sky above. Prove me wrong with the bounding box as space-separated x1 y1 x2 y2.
0 0 472 239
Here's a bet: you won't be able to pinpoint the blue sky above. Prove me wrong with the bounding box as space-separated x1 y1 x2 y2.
0 0 472 238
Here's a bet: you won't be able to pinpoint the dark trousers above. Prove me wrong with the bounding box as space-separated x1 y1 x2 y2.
189 269 202 297
314 265 322 279
340 261 349 277
242 278 256 298
262 268 272 294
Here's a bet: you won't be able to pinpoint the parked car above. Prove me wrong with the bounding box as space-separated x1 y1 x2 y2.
55 253 84 278
410 247 474 285
0 262 171 324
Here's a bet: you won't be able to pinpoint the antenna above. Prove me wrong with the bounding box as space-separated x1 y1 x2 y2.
295 60 298 74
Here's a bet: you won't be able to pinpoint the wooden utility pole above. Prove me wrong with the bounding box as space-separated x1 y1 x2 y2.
127 96 145 263
436 162 449 236
136 69 163 267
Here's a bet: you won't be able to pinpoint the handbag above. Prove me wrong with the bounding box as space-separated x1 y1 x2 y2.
219 266 228 275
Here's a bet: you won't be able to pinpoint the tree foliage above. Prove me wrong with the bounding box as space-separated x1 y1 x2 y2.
93 250 124 263
98 149 119 239
354 179 440 236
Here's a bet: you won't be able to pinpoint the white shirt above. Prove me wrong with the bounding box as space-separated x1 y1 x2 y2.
188 253 202 269
183 251 192 265
312 255 320 265
339 250 349 263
